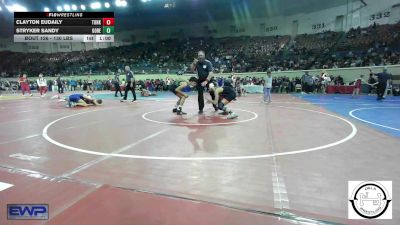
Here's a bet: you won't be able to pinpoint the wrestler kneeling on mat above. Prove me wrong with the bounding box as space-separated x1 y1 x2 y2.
52 93 102 108
171 77 198 115
207 80 238 119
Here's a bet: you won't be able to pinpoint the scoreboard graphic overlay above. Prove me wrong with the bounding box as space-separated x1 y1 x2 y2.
14 12 114 42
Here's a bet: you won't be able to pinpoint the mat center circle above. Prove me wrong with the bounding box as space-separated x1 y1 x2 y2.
42 106 357 160
142 108 258 126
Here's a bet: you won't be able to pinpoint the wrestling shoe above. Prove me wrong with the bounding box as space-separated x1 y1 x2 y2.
212 104 218 111
227 113 238 119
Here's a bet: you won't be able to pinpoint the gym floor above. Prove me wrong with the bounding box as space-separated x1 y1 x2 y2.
0 92 399 225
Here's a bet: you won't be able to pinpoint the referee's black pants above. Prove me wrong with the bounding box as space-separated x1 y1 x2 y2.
377 82 387 99
197 80 215 111
123 81 136 101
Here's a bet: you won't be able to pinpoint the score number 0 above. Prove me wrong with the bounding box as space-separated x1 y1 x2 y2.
103 18 115 26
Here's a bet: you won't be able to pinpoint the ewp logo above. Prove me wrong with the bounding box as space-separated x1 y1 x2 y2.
7 204 49 220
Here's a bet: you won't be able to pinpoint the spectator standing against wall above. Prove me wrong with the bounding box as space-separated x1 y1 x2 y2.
231 73 237 89
166 77 171 91
56 74 63 94
70 78 78 91
87 75 94 93
47 79 52 92
62 80 67 93
321 70 330 94
36 73 47 97
367 69 377 95
78 80 83 91
114 71 123 97
263 70 273 103
66 80 70 92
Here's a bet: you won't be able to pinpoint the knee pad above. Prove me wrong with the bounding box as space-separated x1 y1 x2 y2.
218 102 225 110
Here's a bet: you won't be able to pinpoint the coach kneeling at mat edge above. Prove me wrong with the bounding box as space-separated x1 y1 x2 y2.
191 50 215 114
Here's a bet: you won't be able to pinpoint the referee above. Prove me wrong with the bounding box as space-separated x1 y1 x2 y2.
121 66 137 102
374 68 392 100
191 50 215 114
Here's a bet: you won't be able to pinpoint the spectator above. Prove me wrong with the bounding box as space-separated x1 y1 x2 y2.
56 74 63 94
263 70 272 102
70 79 78 91
19 74 33 96
36 73 47 97
87 75 94 93
113 71 123 97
